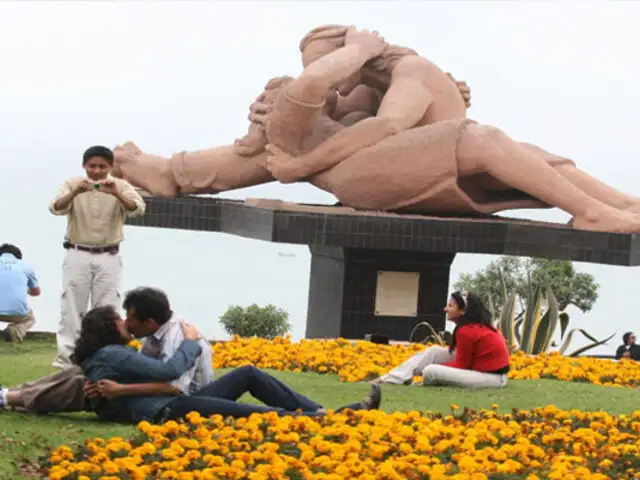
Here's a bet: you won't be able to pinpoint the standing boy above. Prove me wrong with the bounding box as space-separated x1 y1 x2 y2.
0 243 40 342
49 145 146 369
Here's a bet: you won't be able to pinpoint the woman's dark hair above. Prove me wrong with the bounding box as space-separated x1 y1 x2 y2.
82 145 114 166
0 243 22 259
122 287 173 325
623 332 635 345
71 305 128 365
449 291 495 352
450 291 466 311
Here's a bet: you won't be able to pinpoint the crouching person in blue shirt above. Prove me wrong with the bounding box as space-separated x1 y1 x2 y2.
75 305 382 424
0 243 41 343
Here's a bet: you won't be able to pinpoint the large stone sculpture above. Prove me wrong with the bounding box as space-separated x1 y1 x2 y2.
113 25 640 233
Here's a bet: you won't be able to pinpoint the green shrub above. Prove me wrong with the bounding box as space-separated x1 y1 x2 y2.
219 304 291 339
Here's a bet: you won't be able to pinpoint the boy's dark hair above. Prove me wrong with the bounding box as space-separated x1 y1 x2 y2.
0 243 22 259
82 145 114 166
122 287 173 325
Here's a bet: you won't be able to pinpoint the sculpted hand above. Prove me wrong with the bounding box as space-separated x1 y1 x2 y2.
246 93 271 128
446 72 472 108
234 92 270 156
265 144 305 184
345 27 386 59
96 379 123 399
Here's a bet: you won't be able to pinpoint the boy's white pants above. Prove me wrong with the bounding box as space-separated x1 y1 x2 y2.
53 249 122 369
379 346 508 389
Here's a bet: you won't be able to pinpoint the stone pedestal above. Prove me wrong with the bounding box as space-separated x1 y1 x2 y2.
306 246 454 341
127 196 640 342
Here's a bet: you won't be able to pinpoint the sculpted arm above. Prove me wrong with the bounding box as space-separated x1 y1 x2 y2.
285 30 382 106
267 56 433 183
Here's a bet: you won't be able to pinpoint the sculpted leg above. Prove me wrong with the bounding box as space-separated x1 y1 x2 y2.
114 142 273 197
518 142 640 210
457 124 640 233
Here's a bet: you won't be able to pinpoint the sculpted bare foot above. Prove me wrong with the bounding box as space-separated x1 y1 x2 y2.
113 142 179 197
571 208 640 234
113 141 142 179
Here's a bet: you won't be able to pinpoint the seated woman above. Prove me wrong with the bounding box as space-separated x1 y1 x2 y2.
615 332 640 361
371 292 510 388
74 305 381 424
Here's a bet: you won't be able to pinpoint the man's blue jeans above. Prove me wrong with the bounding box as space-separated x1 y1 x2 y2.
161 365 328 420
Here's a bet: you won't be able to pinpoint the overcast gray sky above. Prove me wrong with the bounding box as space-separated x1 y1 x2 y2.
1 1 638 352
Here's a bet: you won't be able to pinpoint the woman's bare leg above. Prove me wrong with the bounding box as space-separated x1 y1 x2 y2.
518 142 640 210
457 124 640 233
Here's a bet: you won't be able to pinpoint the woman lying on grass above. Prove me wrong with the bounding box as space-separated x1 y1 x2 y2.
371 292 511 388
72 305 381 424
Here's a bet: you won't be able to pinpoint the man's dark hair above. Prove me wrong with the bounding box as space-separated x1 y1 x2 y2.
0 243 22 259
71 305 128 365
82 145 114 166
122 287 173 325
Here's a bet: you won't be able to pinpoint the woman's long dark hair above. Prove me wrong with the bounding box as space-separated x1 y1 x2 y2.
71 305 128 365
449 291 495 353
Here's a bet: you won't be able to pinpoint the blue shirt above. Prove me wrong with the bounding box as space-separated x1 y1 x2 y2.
81 339 202 423
0 254 39 316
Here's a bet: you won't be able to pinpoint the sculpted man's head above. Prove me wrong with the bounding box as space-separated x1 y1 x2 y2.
299 24 418 95
299 25 348 67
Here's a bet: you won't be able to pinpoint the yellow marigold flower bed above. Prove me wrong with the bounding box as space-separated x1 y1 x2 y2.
47 406 640 479
206 337 640 388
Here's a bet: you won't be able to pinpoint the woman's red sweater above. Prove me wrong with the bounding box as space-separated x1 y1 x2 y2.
444 323 511 373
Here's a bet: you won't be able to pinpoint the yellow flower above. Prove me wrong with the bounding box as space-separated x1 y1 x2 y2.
45 337 640 480
208 336 640 387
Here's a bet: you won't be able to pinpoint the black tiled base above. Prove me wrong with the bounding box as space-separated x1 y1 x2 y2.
127 196 640 266
306 246 453 341
126 195 640 341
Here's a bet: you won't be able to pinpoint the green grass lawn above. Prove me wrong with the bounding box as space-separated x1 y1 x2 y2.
1 339 638 479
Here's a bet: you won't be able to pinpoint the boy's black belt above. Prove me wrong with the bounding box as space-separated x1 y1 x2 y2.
63 241 119 254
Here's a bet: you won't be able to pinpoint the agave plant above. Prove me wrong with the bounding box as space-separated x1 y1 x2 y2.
493 269 615 356
409 321 452 347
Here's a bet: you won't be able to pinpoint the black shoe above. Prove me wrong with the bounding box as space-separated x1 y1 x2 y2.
363 384 382 410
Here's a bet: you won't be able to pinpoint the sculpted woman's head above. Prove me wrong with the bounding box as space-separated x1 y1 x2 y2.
234 73 376 157
233 76 295 157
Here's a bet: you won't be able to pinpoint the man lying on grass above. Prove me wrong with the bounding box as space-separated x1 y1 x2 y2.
70 304 381 423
